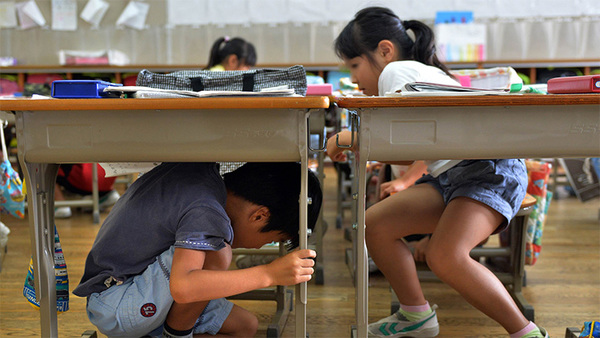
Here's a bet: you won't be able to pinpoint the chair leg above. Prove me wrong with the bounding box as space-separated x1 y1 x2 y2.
81 330 97 338
507 208 535 321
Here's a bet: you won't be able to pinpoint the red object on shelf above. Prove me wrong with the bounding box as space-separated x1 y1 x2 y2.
547 75 600 94
64 56 110 66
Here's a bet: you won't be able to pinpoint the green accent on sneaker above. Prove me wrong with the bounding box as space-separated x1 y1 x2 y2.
377 311 437 336
521 327 544 338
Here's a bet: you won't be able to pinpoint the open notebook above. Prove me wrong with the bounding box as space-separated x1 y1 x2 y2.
388 82 512 97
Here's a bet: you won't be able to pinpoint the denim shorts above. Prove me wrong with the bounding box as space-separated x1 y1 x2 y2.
87 246 234 337
415 159 528 233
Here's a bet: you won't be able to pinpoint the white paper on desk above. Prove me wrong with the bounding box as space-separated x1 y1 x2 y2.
16 0 46 29
387 82 511 97
0 2 18 28
389 91 513 97
31 94 53 99
100 162 161 177
51 0 77 31
80 0 109 27
116 1 149 30
104 85 297 97
133 91 192 98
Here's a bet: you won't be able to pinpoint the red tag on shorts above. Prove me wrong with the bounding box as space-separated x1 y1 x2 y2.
140 303 157 317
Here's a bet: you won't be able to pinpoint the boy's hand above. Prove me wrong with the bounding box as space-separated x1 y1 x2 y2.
265 249 316 286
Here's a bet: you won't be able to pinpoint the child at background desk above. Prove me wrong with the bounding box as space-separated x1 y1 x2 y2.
73 162 321 338
205 36 257 71
326 7 546 338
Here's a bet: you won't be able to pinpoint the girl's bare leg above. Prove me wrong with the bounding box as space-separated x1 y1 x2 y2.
365 184 445 306
426 197 529 333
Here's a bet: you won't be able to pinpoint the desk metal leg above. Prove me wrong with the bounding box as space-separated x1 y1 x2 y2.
294 111 310 338
314 151 326 285
91 163 100 224
24 162 60 338
355 139 369 337
309 108 327 285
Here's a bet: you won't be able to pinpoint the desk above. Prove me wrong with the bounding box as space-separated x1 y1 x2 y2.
0 96 330 338
335 94 600 338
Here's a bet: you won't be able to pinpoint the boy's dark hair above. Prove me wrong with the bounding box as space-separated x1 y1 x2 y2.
223 162 322 249
334 6 453 77
205 37 257 69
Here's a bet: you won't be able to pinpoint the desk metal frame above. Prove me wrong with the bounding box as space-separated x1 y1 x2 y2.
335 94 600 338
2 96 330 338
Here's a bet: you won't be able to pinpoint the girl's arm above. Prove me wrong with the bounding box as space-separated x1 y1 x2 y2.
379 161 428 199
326 131 419 167
326 130 359 162
169 246 316 304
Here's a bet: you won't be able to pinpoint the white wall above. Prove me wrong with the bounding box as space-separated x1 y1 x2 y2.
0 0 598 65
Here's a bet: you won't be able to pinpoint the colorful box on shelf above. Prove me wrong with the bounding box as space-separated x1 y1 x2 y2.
51 80 122 98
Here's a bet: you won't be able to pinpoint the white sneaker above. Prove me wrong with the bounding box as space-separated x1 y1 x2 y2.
368 305 439 337
54 207 72 219
368 257 379 273
0 222 10 272
83 190 120 211
99 190 120 209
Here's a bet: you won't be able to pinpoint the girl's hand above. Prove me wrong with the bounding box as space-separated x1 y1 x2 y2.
379 179 409 199
326 131 355 162
412 236 430 262
326 135 348 162
265 249 316 286
379 161 428 199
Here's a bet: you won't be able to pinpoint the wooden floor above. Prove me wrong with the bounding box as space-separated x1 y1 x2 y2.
0 165 598 337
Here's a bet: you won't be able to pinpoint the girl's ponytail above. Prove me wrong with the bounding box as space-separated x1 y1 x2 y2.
205 37 257 70
403 20 452 77
335 7 453 78
205 37 228 69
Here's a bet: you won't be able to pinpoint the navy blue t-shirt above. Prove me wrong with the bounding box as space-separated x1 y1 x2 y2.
73 162 233 297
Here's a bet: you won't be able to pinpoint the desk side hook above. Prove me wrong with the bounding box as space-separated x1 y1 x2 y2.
335 111 358 149
307 114 327 152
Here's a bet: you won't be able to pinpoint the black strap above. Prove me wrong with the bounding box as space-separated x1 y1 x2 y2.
242 73 255 91
190 77 204 91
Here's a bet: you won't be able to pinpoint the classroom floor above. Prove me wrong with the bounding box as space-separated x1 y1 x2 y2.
0 165 598 337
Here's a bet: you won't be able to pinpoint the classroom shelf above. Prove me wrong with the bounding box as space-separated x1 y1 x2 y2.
1 59 599 93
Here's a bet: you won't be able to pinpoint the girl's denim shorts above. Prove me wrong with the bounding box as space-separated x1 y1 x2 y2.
86 246 234 337
416 159 528 233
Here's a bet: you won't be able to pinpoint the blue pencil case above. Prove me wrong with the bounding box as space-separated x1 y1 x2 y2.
51 80 122 98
